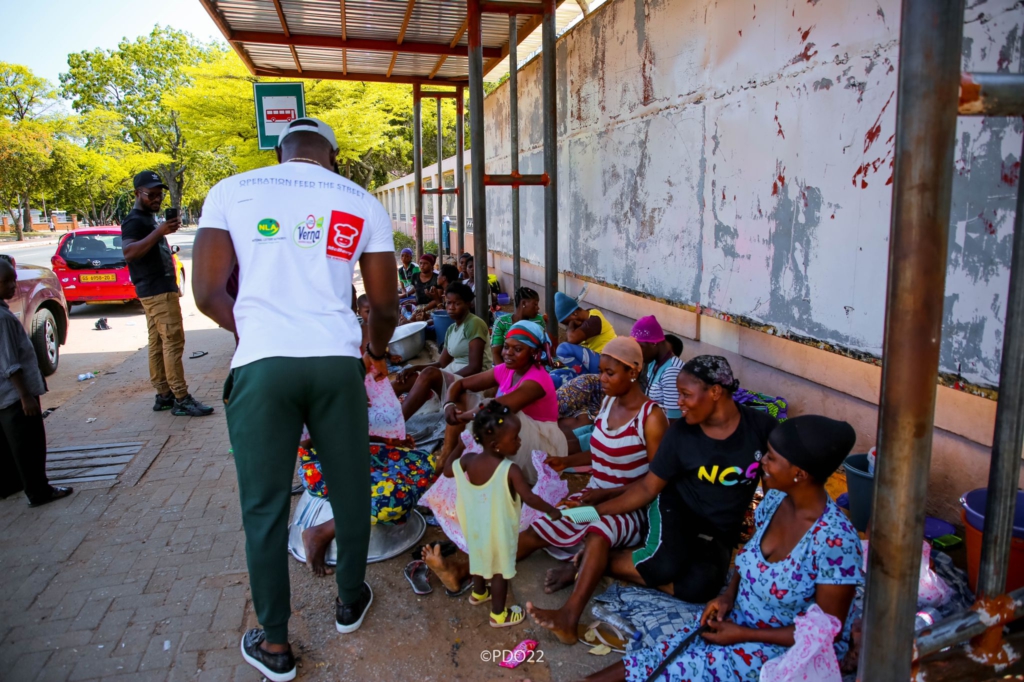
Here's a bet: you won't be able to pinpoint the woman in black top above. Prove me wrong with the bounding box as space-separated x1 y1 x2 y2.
527 355 777 645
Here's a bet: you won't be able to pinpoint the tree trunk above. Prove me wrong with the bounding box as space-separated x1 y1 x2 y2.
18 194 29 241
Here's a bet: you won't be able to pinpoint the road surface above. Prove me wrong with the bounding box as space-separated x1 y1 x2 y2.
2 231 223 410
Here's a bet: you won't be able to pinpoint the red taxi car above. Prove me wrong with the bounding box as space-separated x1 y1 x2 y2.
50 227 186 304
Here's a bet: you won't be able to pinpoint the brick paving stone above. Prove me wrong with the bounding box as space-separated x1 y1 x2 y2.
8 649 53 681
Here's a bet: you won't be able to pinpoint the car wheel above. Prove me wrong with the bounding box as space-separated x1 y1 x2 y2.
31 309 59 376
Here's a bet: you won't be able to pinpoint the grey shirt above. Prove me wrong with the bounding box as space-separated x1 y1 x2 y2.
0 301 46 409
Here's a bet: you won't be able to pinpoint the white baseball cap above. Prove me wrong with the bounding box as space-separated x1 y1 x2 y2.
276 117 339 151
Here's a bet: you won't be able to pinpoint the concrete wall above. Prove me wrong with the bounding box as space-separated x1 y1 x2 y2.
472 0 1024 522
482 0 1024 392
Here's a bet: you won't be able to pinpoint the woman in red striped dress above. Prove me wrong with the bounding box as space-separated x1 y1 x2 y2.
518 337 668 594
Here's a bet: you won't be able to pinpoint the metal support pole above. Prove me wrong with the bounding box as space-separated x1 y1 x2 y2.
456 87 466 259
468 0 489 319
437 97 445 256
413 84 424 259
977 132 1024 599
541 0 558 346
510 15 521 293
858 1 965 680
959 72 1024 116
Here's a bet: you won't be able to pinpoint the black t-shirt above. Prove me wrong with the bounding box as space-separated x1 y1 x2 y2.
414 273 438 305
121 208 177 298
649 405 777 541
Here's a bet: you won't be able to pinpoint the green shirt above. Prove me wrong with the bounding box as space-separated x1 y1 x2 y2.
491 313 546 347
445 313 493 374
398 264 420 287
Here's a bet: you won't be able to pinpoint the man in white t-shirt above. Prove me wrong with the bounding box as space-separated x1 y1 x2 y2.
192 118 398 682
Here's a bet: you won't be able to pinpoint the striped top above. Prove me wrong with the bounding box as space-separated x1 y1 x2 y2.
588 397 658 489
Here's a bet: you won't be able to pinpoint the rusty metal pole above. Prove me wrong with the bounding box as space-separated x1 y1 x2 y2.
977 132 1024 599
857 1 965 680
437 97 445 256
541 0 558 345
413 84 424 259
509 15 521 293
456 86 466 259
468 0 489 319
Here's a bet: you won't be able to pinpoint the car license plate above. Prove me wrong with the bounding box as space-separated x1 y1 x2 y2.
80 274 116 282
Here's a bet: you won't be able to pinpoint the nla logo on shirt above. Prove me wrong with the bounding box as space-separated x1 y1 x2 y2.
326 211 364 262
294 215 325 248
255 218 285 244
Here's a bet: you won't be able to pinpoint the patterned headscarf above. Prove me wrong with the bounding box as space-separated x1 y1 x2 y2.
505 320 545 349
681 355 740 392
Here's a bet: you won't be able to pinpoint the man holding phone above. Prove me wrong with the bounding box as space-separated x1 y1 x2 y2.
121 170 213 417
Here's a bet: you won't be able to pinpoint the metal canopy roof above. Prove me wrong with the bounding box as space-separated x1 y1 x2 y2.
200 0 584 86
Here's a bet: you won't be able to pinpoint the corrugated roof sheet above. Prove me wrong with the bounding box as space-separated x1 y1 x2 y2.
200 0 587 84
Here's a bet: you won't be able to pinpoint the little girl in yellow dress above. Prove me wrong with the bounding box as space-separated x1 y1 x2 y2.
445 402 562 627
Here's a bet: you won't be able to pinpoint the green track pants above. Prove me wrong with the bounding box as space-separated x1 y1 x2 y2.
226 356 369 644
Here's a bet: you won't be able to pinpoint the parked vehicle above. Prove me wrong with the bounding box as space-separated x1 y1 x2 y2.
50 227 186 305
0 254 69 376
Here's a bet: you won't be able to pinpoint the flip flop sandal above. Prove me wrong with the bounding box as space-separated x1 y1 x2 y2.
490 605 525 628
445 579 473 597
585 621 628 653
189 351 209 359
468 588 491 606
404 560 433 595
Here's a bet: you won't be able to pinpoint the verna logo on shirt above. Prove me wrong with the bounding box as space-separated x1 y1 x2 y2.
257 218 280 237
294 215 324 248
326 211 364 261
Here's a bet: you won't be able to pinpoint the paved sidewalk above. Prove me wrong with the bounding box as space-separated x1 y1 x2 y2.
0 327 610 682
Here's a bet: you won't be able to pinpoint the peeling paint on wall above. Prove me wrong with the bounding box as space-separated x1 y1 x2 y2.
481 0 1024 390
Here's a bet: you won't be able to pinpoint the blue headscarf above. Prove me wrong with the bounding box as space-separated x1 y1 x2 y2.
506 320 545 349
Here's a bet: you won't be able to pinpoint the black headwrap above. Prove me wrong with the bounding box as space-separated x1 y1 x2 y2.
768 415 857 483
681 355 740 392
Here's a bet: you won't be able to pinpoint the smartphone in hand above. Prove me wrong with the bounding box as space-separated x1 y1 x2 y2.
165 208 179 221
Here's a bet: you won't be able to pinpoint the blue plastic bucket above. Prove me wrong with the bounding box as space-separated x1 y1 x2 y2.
843 454 873 533
431 310 454 349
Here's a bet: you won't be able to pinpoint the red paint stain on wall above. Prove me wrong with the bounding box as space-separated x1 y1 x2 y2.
799 26 814 42
1001 160 1021 186
790 43 818 64
864 92 895 153
774 102 785 139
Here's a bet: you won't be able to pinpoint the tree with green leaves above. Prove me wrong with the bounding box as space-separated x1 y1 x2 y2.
0 62 58 239
60 26 214 211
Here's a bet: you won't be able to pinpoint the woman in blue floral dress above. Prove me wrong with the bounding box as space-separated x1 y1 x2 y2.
582 415 864 682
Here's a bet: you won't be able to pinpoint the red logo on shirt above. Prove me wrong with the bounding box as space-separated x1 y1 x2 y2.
326 211 364 261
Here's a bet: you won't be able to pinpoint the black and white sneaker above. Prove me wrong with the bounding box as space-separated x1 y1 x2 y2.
240 628 296 682
153 393 175 411
336 582 373 633
172 394 215 417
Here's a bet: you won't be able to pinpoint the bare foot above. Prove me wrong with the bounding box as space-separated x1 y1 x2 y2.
526 601 579 645
543 563 577 594
301 524 335 577
421 543 465 592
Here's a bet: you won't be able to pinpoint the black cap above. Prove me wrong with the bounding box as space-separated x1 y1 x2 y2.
133 171 168 190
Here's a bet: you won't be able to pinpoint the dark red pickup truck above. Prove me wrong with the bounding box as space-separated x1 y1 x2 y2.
0 254 69 376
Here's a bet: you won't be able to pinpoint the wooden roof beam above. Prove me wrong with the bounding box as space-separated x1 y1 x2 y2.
253 67 467 87
198 0 258 74
430 15 469 80
230 30 502 58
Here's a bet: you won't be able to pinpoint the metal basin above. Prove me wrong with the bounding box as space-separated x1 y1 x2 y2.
390 321 428 361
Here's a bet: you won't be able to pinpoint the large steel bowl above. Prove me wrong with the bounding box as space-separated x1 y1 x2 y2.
389 321 428 361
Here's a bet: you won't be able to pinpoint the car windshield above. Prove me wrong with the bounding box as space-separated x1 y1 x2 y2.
59 233 126 270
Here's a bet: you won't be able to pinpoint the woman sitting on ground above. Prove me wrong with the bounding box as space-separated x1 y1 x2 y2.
490 287 549 366
410 263 459 323
522 337 668 589
554 291 617 380
392 282 492 421
442 320 566 483
631 315 684 422
581 415 863 682
527 356 777 645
